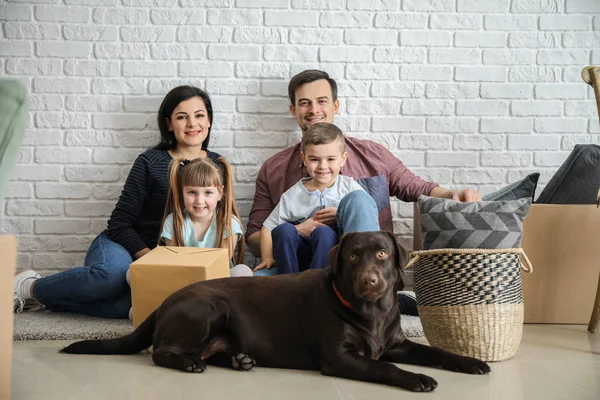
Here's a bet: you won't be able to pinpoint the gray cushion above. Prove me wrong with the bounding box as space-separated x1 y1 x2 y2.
418 196 531 250
482 173 539 202
536 144 600 204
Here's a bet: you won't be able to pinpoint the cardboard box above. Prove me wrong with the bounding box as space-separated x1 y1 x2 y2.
413 204 600 324
130 246 230 328
0 236 17 400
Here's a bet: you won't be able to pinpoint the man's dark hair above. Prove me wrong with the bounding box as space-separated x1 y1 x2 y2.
288 70 338 106
301 123 345 154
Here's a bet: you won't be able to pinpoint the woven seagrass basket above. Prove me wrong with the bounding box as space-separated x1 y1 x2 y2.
408 248 533 362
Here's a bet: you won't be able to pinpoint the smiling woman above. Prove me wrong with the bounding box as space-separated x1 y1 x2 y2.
13 86 227 319
165 97 211 157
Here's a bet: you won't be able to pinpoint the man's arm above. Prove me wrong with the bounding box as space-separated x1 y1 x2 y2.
246 164 275 257
247 231 261 257
379 144 480 202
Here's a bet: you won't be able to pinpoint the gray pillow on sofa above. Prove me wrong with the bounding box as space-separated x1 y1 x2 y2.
536 144 600 204
418 196 531 250
482 173 539 202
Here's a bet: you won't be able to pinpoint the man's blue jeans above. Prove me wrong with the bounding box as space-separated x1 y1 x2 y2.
254 190 380 276
33 233 132 319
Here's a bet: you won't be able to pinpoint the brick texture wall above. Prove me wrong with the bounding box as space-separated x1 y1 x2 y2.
1 0 599 272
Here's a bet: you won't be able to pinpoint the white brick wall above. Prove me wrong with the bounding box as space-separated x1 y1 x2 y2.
1 2 599 270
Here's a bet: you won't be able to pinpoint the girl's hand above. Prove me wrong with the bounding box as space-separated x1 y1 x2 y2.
253 258 275 272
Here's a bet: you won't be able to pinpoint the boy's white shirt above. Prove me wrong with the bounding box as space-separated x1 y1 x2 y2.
262 175 365 231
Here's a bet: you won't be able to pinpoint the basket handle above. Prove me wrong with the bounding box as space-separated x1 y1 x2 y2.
405 248 534 273
404 254 420 271
518 249 534 274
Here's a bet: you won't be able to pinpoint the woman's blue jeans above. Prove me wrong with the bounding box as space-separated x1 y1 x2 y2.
33 233 132 319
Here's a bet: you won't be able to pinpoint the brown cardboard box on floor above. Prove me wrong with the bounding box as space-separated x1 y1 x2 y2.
130 246 230 328
0 236 17 400
413 203 600 324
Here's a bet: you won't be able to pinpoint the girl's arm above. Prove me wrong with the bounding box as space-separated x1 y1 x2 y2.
221 234 238 258
164 239 174 246
254 227 275 271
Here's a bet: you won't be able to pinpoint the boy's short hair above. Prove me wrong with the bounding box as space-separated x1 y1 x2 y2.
288 70 338 106
301 123 345 154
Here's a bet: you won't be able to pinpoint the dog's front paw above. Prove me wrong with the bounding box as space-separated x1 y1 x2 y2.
450 357 491 375
404 373 438 392
184 359 207 373
232 353 256 371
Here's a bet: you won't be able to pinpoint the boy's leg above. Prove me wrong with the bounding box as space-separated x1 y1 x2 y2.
308 225 339 270
337 191 380 235
271 223 301 274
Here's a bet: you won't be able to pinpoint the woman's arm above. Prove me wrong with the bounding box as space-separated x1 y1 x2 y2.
106 153 156 256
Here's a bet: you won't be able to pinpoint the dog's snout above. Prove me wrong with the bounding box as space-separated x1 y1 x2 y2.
361 272 379 288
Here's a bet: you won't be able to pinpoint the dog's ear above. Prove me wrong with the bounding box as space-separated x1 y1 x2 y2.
328 244 341 274
329 232 356 274
385 231 409 291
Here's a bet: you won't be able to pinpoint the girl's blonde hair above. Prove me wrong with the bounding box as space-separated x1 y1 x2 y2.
160 157 245 265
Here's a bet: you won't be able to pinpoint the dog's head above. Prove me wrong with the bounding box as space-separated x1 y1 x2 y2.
329 231 409 304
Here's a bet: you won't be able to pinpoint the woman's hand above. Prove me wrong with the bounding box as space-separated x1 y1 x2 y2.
133 248 151 260
253 257 275 272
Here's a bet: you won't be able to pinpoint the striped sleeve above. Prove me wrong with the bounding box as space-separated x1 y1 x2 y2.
105 153 153 256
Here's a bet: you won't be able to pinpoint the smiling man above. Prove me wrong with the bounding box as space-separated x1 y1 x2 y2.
246 70 481 261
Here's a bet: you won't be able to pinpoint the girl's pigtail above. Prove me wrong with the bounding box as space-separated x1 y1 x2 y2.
217 157 245 265
159 158 185 246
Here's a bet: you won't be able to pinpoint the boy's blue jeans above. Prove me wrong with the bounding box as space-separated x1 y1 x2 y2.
272 223 338 274
254 190 380 276
33 233 132 319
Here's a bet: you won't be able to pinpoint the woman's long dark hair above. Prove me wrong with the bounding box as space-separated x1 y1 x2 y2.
155 85 214 151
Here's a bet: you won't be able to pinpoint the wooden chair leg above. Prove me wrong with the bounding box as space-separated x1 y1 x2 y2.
588 273 600 333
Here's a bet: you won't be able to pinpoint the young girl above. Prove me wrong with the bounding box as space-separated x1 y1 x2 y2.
160 156 251 276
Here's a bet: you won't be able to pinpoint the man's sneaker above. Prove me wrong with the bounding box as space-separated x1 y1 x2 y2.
13 270 41 314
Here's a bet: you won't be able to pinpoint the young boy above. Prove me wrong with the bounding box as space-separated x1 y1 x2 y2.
254 123 367 274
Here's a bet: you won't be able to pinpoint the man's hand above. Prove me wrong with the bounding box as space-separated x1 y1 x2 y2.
253 257 275 272
313 207 337 225
295 218 325 237
451 188 482 202
430 187 482 202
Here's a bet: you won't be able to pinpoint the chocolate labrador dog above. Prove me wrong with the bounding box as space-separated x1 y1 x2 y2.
62 231 490 392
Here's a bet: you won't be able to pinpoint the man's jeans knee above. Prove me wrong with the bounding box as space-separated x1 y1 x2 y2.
337 190 380 234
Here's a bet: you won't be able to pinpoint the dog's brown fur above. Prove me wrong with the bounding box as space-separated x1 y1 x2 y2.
62 231 490 392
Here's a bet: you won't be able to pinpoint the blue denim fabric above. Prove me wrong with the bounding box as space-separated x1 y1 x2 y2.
33 233 132 319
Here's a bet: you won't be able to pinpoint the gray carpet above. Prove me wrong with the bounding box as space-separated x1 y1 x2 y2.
14 311 424 340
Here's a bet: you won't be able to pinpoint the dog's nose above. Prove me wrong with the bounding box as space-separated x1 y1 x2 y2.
361 273 379 288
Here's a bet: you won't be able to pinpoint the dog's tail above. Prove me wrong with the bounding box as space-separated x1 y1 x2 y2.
60 311 157 355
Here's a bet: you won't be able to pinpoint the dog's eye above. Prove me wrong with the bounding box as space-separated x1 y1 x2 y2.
377 250 388 259
348 253 358 262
